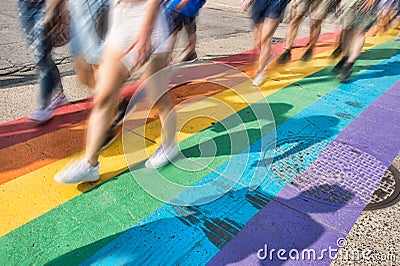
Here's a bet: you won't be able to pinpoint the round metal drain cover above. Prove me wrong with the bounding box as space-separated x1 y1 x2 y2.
265 138 395 208
364 165 400 211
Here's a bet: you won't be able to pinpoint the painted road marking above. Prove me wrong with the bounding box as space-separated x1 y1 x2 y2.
82 46 400 265
0 33 396 264
0 34 367 237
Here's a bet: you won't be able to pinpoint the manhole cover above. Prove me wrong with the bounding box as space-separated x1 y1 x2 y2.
264 136 331 186
264 138 393 207
364 165 400 211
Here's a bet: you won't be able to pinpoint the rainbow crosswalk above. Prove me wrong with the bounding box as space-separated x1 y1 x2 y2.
0 31 399 265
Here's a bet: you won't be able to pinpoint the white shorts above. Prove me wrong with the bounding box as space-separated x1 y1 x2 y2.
106 0 171 71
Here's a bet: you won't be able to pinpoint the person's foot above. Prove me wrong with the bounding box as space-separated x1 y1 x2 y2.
330 45 343 58
29 94 69 123
47 93 68 111
337 62 353 83
332 56 348 73
301 48 313 62
182 52 198 62
252 54 275 86
54 159 100 184
277 49 291 64
252 71 267 86
145 143 179 168
29 106 53 122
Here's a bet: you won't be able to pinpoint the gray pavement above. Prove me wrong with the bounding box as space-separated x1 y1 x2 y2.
0 0 399 264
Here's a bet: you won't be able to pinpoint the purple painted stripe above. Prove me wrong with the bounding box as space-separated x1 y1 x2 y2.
335 85 400 167
209 81 400 265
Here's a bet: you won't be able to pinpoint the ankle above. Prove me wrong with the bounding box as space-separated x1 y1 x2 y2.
343 61 354 69
87 158 99 167
55 91 66 98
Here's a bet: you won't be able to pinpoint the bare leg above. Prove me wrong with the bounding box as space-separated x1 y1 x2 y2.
144 52 177 146
184 20 197 55
347 29 365 63
336 29 366 82
341 28 353 57
182 20 198 61
254 23 262 48
308 19 322 49
278 13 305 63
74 57 97 89
169 30 179 54
186 32 196 56
252 23 262 75
257 17 280 73
285 14 304 50
85 46 130 165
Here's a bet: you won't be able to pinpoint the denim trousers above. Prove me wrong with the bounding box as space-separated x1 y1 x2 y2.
69 0 106 64
18 0 62 107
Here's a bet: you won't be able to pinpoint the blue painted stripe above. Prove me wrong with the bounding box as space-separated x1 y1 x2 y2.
83 48 400 265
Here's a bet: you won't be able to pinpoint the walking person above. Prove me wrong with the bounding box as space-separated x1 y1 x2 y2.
242 0 291 86
277 0 340 64
18 0 68 123
55 0 178 184
67 0 109 88
332 0 380 82
165 0 206 62
370 0 399 35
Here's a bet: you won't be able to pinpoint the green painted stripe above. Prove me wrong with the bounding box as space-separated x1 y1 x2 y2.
0 40 398 265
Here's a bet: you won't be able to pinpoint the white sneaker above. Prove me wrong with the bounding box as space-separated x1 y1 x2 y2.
145 143 179 168
252 54 275 86
252 71 267 86
47 93 68 111
54 159 100 184
29 106 53 122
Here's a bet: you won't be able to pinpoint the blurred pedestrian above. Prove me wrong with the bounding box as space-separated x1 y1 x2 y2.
332 0 380 82
277 0 340 63
165 0 206 62
18 0 68 123
370 0 399 35
242 0 291 86
55 0 178 184
67 0 109 88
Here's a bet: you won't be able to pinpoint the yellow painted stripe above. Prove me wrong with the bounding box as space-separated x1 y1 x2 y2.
0 35 393 236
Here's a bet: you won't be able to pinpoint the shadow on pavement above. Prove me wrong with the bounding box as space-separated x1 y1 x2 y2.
44 184 354 265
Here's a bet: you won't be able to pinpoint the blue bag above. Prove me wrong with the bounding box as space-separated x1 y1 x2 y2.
165 0 206 18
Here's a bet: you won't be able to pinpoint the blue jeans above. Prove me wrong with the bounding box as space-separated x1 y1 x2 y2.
18 0 62 107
